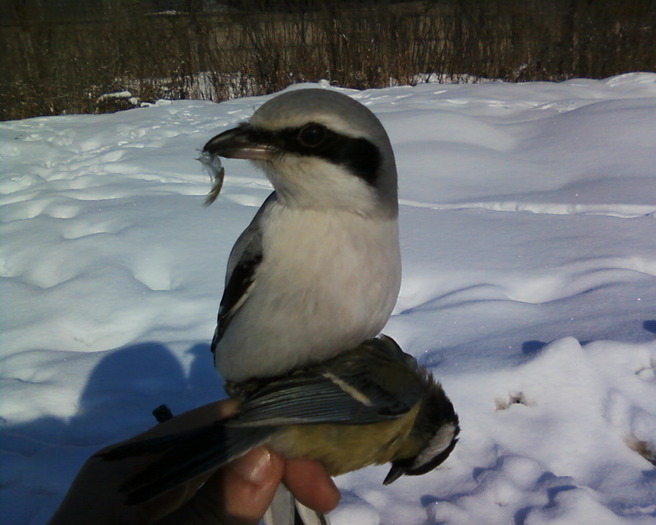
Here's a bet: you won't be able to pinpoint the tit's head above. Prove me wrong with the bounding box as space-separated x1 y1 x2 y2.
384 373 460 485
203 89 398 217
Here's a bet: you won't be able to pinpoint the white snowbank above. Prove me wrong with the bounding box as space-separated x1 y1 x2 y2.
2 73 655 524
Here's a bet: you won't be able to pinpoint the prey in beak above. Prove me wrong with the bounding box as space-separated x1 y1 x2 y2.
199 124 276 206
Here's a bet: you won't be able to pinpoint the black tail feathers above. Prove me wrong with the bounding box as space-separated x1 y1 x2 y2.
100 422 276 505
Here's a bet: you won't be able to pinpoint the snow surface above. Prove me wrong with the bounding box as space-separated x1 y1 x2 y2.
2 73 656 525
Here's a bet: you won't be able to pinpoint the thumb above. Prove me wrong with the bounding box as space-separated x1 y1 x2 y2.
221 447 286 522
157 447 285 525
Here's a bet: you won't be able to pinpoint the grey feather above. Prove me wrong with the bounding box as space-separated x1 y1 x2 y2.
264 485 331 525
227 338 421 426
211 194 275 351
229 375 401 427
106 424 275 505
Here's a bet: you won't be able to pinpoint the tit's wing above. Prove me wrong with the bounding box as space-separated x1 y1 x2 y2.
101 423 276 505
230 360 419 427
101 367 407 505
320 336 426 416
210 193 276 352
100 369 400 507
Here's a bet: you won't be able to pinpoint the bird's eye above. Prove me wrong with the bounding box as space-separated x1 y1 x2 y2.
297 124 326 148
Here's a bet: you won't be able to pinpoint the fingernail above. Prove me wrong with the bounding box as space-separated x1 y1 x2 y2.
229 448 273 485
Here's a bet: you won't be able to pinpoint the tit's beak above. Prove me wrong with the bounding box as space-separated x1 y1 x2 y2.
203 124 274 161
383 463 405 485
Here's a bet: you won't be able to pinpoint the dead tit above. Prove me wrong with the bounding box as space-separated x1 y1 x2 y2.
101 335 459 506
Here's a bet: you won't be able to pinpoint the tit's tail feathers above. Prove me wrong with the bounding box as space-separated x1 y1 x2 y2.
295 500 331 525
264 485 331 525
101 423 276 505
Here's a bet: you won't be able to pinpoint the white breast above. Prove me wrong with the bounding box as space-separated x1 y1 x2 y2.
215 203 401 381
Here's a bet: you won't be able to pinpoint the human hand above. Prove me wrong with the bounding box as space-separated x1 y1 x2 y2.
49 400 340 525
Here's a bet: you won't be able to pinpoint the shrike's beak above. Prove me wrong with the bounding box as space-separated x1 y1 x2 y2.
203 124 275 161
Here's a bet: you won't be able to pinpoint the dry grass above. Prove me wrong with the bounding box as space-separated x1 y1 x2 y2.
1 0 654 120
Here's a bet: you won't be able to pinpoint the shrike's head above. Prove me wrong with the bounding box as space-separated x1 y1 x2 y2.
203 89 398 218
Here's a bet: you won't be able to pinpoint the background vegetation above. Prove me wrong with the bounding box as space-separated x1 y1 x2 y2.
1 0 655 120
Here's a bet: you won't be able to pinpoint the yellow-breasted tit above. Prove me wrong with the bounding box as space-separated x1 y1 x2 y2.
200 88 402 383
101 335 460 506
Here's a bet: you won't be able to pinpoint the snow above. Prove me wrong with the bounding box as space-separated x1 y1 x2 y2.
2 73 656 525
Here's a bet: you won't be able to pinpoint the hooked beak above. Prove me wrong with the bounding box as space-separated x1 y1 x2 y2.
203 124 275 161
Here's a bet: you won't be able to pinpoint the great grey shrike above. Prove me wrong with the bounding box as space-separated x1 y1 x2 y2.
202 88 402 383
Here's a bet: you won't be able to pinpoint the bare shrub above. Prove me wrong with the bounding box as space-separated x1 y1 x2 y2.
1 0 654 120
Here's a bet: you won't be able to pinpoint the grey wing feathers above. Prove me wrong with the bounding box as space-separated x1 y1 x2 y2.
99 422 276 505
317 338 424 417
211 193 276 352
230 366 415 427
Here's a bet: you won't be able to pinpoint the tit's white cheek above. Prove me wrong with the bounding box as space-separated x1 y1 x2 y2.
411 422 459 470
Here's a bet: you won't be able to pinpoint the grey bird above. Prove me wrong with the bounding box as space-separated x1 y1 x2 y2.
203 88 402 383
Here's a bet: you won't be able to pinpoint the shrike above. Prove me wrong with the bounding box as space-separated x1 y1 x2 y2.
203 88 402 383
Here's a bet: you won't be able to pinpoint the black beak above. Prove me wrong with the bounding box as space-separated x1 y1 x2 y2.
203 124 274 161
383 463 406 485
